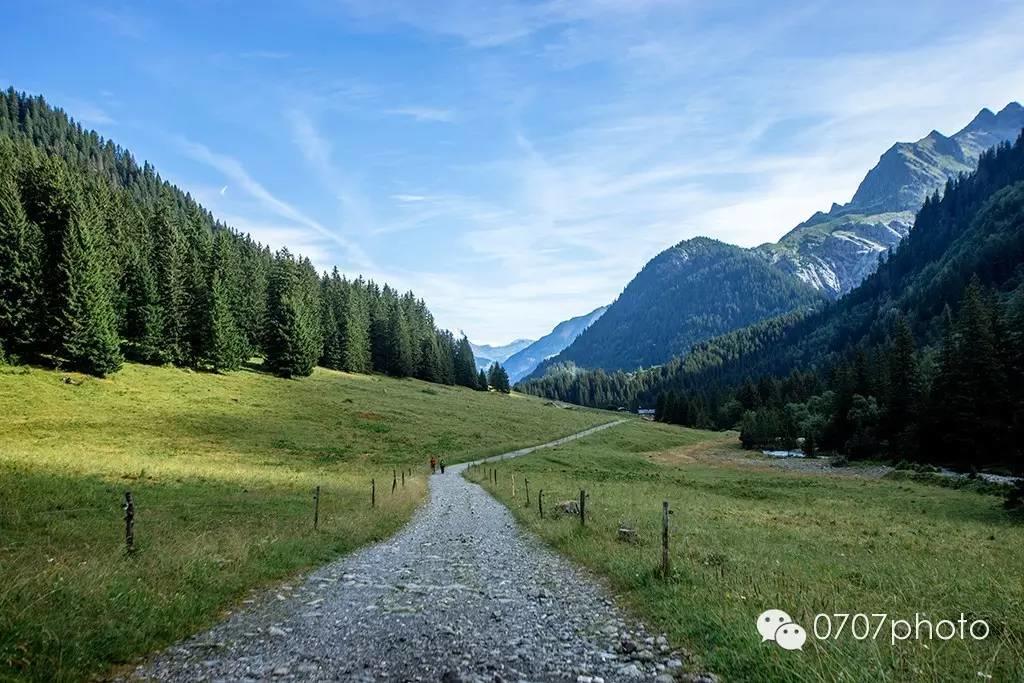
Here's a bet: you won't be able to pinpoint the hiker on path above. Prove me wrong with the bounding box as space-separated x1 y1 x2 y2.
430 456 437 474
439 459 446 474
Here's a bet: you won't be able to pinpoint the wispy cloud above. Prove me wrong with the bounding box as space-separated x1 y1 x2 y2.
385 106 456 123
66 99 116 127
238 50 291 60
178 136 373 269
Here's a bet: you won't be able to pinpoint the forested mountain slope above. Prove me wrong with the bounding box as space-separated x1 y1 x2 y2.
527 104 1022 378
521 130 1024 471
526 238 822 377
0 88 481 385
503 305 606 382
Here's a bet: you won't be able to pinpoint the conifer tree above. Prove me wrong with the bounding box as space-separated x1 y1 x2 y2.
56 186 122 376
182 205 213 366
488 362 511 393
150 199 186 364
454 336 478 388
477 368 489 390
341 278 372 373
204 268 243 371
319 274 344 370
264 250 320 378
884 316 920 458
0 158 41 354
119 244 163 362
385 301 414 376
202 231 244 371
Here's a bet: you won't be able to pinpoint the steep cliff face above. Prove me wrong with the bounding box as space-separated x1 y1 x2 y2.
759 102 1024 297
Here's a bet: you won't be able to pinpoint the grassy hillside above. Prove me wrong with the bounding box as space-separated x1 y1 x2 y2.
468 421 1024 682
0 362 611 681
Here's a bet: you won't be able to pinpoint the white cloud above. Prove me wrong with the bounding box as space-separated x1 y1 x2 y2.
67 100 116 127
178 136 373 269
385 106 456 123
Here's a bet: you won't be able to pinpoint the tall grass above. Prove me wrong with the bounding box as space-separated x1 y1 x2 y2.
470 421 1024 682
0 362 611 681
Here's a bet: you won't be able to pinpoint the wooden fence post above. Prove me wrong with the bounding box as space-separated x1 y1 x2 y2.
402 470 405 488
372 479 376 508
539 489 544 518
512 474 516 498
661 501 670 579
392 469 397 494
313 485 320 530
525 478 530 506
122 491 135 554
580 489 586 527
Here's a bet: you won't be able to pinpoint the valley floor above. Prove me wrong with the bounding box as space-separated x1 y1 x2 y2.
470 421 1024 682
0 362 610 681
127 422 689 682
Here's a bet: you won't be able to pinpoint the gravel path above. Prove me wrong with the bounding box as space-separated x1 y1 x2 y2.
127 421 696 683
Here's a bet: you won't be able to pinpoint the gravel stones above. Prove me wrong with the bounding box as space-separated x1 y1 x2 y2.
126 424 690 681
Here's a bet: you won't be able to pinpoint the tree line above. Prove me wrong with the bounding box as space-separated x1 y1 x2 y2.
0 88 481 385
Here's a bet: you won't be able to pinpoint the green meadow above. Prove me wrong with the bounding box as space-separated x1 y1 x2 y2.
0 362 610 681
468 420 1024 682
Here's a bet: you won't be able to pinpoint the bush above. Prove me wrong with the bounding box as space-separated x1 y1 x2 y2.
830 455 850 468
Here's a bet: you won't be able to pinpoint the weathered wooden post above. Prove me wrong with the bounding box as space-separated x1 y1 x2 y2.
539 489 544 518
525 478 530 506
512 473 516 498
122 491 135 554
661 501 670 579
402 470 405 488
392 469 397 494
580 489 586 527
313 485 320 530
372 479 376 508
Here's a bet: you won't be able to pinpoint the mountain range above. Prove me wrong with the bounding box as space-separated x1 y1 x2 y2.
470 338 534 371
524 102 1024 380
502 306 607 383
759 102 1024 296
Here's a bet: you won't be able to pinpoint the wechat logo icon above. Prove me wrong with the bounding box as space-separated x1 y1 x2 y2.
757 609 807 651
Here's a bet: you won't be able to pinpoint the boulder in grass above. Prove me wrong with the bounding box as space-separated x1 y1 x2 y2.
555 500 580 516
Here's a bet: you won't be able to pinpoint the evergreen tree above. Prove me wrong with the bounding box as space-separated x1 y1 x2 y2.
181 205 213 366
0 156 41 353
150 199 186 364
884 316 920 458
264 250 320 378
477 368 489 390
55 186 122 376
488 362 511 393
454 336 478 388
341 278 372 373
119 244 163 362
385 300 414 377
204 268 243 371
202 232 244 371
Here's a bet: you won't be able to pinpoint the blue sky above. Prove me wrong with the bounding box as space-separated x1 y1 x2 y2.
5 1 1024 344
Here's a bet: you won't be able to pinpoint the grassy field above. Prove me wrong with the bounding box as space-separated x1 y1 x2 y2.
0 362 612 681
467 420 1024 682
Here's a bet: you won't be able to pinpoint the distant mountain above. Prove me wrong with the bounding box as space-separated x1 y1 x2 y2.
526 238 822 377
505 306 607 383
528 102 1023 377
470 338 534 371
758 102 1024 296
519 128 1024 431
